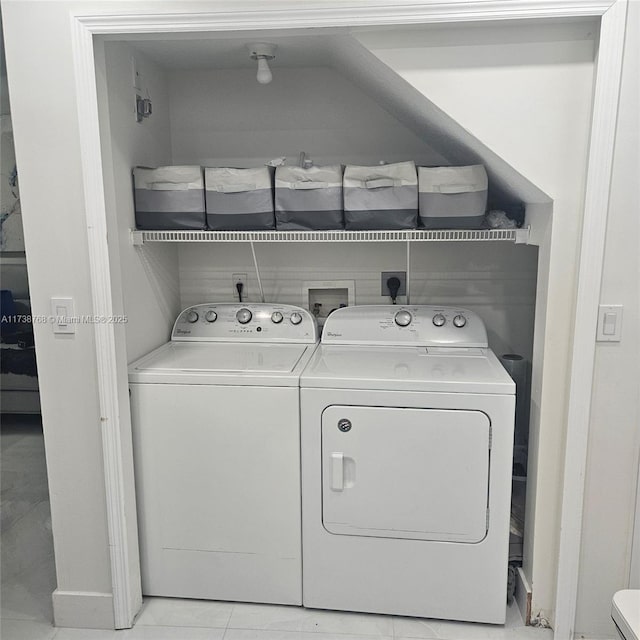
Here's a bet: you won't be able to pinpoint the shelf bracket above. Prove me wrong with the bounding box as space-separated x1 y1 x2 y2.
515 227 530 245
130 230 144 246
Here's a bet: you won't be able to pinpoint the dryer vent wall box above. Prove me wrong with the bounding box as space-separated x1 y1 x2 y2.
300 305 515 624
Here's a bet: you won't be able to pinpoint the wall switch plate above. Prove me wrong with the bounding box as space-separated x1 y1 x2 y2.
50 297 75 335
381 271 406 297
596 304 623 342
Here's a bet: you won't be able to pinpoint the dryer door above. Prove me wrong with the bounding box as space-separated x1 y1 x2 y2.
322 405 491 543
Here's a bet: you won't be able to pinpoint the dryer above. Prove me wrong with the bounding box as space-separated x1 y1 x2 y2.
129 303 318 605
300 305 515 623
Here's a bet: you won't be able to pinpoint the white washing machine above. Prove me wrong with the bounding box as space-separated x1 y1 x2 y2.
129 303 318 605
300 305 515 623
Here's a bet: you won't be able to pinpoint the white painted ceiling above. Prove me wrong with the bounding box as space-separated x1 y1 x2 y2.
125 17 596 72
129 32 343 70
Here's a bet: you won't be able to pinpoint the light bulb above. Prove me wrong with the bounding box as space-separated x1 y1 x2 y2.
256 57 272 84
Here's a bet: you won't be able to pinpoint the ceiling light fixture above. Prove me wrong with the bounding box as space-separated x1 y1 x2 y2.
247 43 276 85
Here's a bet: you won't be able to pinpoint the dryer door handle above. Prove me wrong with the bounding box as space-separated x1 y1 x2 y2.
331 452 344 491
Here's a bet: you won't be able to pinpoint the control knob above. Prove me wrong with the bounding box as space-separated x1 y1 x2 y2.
453 314 467 328
204 310 217 323
271 311 283 324
394 310 412 327
290 312 302 325
186 310 199 323
236 308 252 324
432 313 446 327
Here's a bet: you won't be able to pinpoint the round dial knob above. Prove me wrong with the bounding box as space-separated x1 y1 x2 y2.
204 310 217 323
432 313 446 327
394 310 412 327
236 308 252 324
186 310 199 324
453 314 467 328
290 312 303 325
271 311 283 324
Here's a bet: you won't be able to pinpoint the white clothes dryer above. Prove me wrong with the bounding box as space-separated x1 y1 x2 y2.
300 305 515 623
129 303 318 605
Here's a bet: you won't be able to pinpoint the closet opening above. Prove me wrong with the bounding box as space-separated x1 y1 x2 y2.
93 15 598 628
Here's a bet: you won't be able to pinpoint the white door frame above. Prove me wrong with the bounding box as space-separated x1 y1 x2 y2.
69 0 627 633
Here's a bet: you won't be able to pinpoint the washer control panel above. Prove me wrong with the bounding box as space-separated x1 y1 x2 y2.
322 305 487 347
172 303 318 343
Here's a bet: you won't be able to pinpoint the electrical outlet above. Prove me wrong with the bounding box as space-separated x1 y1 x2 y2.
232 273 247 301
381 271 406 297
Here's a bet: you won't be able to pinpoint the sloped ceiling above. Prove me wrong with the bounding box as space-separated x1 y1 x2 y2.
325 35 551 208
127 29 551 209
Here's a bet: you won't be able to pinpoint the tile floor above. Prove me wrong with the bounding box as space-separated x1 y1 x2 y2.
1 414 553 640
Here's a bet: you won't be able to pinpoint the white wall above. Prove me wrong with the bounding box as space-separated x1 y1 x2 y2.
575 2 640 634
179 242 538 360
631 461 640 589
169 66 449 168
1 0 117 629
356 20 597 623
170 64 538 360
99 41 180 361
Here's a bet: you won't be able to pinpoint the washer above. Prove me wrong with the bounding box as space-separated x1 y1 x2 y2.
129 303 318 605
300 305 515 623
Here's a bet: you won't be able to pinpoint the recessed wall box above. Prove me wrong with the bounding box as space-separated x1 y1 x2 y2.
302 280 355 327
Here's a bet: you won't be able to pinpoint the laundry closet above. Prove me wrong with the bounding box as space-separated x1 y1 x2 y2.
94 18 597 624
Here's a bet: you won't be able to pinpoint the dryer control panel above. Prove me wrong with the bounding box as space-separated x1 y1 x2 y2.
172 303 318 343
322 305 487 347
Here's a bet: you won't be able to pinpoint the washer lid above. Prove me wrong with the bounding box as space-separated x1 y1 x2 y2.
612 591 640 640
129 341 315 385
300 344 514 394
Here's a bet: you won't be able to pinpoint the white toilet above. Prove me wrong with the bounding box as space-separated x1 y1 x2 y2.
612 590 640 640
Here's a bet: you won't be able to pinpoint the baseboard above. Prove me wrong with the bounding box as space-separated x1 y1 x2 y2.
516 567 532 625
52 589 114 629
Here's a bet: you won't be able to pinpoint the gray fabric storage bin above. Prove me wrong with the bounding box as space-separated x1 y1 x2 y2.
205 167 275 231
133 166 205 230
275 165 343 230
343 161 418 230
418 165 488 229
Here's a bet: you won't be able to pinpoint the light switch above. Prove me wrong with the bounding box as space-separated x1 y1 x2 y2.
603 312 616 335
51 297 75 335
597 304 623 342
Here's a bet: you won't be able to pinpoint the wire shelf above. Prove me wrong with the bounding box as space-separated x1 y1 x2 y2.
131 227 529 245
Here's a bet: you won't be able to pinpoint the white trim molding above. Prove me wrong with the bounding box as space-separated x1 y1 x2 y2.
69 0 624 630
554 4 629 637
74 1 616 34
52 590 115 630
70 14 139 630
